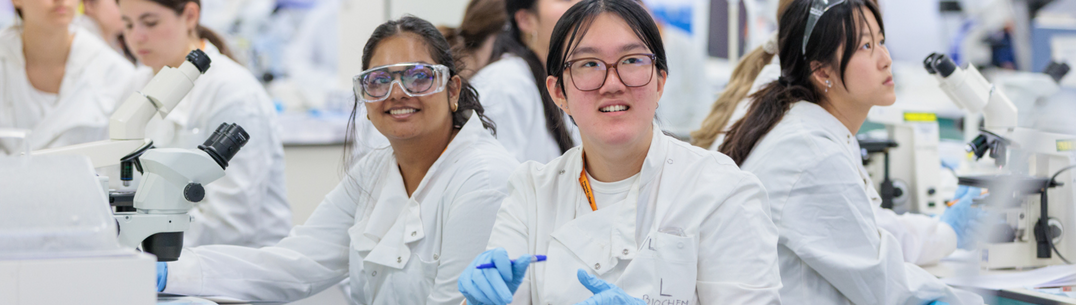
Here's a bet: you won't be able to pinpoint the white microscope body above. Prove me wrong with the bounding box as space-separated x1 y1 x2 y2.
112 122 248 261
30 50 243 261
924 53 1074 270
865 108 946 215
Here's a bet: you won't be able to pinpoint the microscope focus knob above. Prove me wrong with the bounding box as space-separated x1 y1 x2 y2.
184 183 205 202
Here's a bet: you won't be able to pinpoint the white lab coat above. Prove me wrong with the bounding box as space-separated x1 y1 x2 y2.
130 42 291 248
487 123 783 305
739 101 982 305
470 55 580 163
0 25 134 154
711 56 959 266
164 115 520 304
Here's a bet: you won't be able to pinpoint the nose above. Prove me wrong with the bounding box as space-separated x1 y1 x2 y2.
386 80 409 101
127 25 147 43
879 45 892 70
598 66 626 95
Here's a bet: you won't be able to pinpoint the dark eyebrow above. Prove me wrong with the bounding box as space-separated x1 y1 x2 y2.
571 43 648 57
138 13 157 21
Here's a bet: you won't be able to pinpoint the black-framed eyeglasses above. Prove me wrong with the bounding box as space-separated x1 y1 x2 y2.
802 0 847 57
561 53 656 91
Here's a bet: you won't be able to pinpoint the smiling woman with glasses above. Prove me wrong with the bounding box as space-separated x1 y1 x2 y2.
456 0 782 304
155 16 522 305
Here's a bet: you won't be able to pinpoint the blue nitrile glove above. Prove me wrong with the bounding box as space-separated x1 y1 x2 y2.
573 269 645 305
157 262 167 292
458 248 531 305
929 301 950 305
941 186 988 249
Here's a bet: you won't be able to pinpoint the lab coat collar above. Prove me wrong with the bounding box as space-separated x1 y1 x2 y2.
353 113 488 269
789 102 881 204
0 27 114 149
789 101 860 157
549 123 667 275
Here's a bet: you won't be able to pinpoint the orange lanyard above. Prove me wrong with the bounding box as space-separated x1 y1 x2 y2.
578 151 598 211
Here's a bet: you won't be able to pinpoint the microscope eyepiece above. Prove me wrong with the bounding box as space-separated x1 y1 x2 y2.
924 53 940 74
927 53 958 78
185 49 211 74
198 123 249 169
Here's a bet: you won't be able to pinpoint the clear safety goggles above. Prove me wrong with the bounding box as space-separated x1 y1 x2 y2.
353 63 450 103
801 0 847 56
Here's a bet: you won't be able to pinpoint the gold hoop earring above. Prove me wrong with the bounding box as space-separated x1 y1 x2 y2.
451 102 459 112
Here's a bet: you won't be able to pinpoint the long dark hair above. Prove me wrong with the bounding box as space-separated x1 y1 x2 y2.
491 0 575 153
343 16 497 168
718 0 883 165
122 0 236 61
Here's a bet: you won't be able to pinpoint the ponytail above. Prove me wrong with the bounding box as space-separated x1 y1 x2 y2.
718 0 884 166
196 25 236 61
692 0 796 149
691 46 775 149
718 78 816 165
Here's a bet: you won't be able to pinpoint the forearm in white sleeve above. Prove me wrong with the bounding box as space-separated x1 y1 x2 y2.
425 188 507 305
782 154 981 304
164 173 361 301
485 169 537 305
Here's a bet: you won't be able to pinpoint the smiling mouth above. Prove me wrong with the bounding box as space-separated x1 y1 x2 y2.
599 105 629 113
387 108 418 115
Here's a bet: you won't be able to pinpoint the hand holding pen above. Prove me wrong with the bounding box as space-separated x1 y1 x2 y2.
459 248 546 305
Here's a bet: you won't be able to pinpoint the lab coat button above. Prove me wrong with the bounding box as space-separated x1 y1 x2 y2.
594 263 601 270
677 242 684 249
623 249 630 255
371 271 377 276
397 256 402 263
559 170 565 174
411 231 417 237
667 159 673 164
433 254 439 260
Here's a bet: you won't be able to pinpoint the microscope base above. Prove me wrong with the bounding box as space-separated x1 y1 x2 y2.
0 250 156 305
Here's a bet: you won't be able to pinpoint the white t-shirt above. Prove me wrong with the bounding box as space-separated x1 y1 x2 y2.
586 172 641 210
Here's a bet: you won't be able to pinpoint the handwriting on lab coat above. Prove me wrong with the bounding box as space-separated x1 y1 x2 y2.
639 278 691 305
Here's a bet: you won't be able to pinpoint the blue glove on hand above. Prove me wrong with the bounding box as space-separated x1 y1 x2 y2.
156 262 167 292
458 248 531 305
941 186 988 249
573 269 645 305
929 301 950 305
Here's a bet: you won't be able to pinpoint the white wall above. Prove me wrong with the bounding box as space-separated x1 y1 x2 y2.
337 0 470 89
283 145 346 226
390 0 470 27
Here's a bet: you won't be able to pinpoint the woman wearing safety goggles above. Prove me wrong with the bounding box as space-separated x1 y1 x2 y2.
457 0 783 304
155 16 520 305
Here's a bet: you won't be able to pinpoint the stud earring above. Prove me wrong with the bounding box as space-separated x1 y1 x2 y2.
825 80 832 93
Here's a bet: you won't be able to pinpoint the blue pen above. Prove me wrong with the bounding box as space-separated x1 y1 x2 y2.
476 255 547 269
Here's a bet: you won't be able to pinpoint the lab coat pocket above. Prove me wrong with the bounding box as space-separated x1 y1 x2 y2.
622 231 699 305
